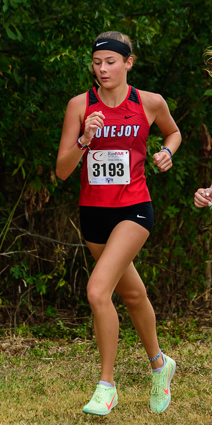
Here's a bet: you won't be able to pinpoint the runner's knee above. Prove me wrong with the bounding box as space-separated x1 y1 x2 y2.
87 281 111 311
120 286 148 308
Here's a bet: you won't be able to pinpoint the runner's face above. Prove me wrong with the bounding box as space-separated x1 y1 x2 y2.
92 50 132 87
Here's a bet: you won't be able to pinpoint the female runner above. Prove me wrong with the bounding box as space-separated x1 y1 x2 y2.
56 31 182 416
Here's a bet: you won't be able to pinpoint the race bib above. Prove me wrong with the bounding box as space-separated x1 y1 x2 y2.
87 150 130 185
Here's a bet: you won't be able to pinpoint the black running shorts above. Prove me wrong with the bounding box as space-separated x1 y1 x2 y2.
80 202 154 244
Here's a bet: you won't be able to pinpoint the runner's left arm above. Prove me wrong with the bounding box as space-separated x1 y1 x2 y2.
153 96 181 172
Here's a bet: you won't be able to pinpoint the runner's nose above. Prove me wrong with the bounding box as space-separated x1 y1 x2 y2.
100 62 107 72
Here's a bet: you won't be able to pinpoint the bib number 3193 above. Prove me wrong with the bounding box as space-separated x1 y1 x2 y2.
87 150 130 185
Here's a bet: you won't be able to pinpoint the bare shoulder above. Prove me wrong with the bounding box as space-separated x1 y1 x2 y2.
65 92 87 123
67 92 87 108
138 90 167 111
138 89 180 136
137 90 169 126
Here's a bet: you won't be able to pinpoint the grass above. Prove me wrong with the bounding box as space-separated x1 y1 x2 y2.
0 319 211 425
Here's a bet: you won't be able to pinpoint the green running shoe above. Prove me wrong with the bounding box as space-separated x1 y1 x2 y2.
82 383 118 416
150 354 176 413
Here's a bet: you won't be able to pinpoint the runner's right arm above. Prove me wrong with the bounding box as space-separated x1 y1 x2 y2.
56 94 105 180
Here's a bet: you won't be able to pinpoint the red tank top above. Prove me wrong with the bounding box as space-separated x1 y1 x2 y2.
79 85 151 207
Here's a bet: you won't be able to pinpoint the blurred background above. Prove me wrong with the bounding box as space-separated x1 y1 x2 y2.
0 0 212 334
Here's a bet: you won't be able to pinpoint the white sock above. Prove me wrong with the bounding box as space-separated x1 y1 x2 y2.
99 380 115 387
152 352 166 374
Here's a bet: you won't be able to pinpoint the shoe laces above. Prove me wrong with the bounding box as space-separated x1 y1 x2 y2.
93 386 106 403
151 373 166 394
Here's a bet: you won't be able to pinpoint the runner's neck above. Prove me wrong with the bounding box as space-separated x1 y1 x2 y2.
97 84 129 108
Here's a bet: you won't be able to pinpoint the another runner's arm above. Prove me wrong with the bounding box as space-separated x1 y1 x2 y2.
194 185 212 208
56 94 105 181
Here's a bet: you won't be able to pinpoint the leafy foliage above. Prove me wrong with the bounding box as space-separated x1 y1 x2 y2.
0 0 212 323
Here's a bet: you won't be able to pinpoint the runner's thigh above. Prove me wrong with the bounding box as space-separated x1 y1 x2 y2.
87 220 149 296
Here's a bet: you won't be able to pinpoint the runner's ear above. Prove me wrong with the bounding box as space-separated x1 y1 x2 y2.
125 56 133 71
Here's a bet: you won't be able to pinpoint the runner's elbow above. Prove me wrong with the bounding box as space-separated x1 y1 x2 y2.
56 168 69 181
